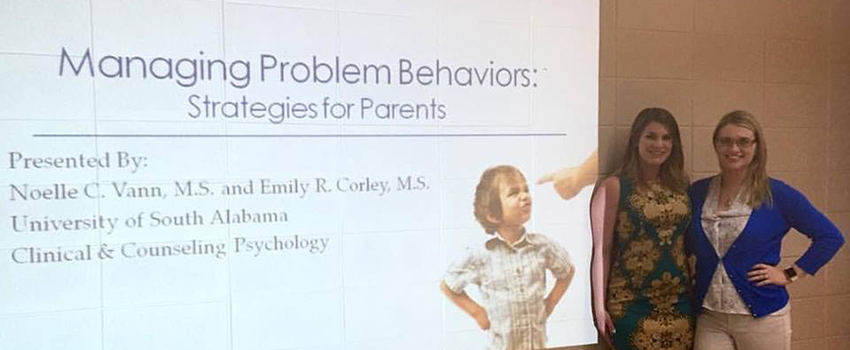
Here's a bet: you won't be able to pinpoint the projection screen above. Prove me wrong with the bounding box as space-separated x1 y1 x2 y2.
1 0 599 349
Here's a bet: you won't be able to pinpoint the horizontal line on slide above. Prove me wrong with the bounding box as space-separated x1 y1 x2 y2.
33 133 567 138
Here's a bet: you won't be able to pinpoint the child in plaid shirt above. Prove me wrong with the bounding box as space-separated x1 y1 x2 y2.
441 165 575 350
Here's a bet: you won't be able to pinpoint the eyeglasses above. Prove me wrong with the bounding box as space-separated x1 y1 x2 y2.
715 137 756 149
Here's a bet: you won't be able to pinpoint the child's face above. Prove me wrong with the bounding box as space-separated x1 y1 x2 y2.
495 176 531 227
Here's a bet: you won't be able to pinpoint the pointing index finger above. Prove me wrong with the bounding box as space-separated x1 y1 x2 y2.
537 173 554 184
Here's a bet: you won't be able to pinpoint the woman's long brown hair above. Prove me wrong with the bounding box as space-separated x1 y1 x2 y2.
617 107 689 193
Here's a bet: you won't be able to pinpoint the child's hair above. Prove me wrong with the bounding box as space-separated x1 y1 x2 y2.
474 165 527 234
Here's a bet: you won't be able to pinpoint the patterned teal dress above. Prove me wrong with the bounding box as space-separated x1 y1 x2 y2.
606 178 694 350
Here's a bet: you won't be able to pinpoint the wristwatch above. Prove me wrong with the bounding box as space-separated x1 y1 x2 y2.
783 266 799 283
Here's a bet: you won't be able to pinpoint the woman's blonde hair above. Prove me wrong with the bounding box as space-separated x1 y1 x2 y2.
617 107 689 193
713 110 772 208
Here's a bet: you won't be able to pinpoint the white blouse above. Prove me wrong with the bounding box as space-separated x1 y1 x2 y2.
701 176 754 314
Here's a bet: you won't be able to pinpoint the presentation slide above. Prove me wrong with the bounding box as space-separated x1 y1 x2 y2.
0 1 598 349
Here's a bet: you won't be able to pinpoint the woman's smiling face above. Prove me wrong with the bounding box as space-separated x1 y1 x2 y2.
637 122 673 168
714 124 757 173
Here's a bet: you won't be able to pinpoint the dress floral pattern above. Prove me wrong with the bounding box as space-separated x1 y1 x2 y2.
606 178 694 350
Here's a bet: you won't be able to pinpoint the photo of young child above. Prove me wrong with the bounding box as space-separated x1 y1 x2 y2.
440 165 575 350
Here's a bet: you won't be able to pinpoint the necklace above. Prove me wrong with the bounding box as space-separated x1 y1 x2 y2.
718 180 741 208
720 194 735 207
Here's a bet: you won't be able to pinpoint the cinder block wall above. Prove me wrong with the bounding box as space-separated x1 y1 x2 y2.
561 1 850 349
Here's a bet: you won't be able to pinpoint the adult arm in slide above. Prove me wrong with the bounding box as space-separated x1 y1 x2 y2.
537 149 598 200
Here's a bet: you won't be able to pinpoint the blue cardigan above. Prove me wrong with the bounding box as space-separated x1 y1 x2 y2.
688 177 844 317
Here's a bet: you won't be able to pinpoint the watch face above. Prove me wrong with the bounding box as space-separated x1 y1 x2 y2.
784 267 798 280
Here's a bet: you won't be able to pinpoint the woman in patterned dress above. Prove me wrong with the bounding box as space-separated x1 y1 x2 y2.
590 107 694 350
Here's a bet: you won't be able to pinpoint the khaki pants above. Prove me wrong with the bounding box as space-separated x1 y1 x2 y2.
694 308 791 350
